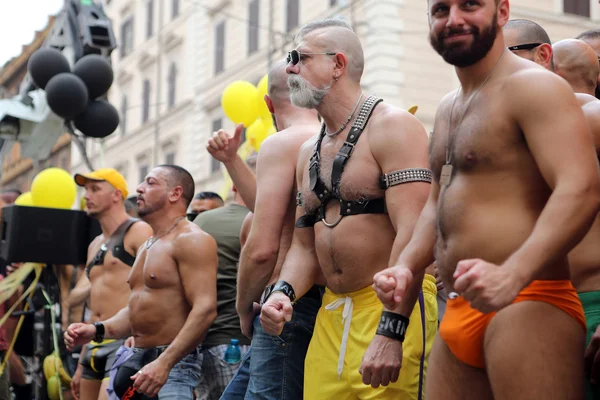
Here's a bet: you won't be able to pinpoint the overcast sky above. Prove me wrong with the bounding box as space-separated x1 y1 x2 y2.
0 0 64 66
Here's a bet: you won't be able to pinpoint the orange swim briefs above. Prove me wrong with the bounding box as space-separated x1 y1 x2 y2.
439 280 586 368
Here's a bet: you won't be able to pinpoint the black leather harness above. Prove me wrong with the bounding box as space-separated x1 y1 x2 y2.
296 95 433 229
85 218 139 278
296 96 386 228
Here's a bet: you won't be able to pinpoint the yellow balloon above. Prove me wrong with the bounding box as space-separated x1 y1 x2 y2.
247 118 276 152
256 74 271 121
14 192 34 206
221 81 260 127
31 168 76 209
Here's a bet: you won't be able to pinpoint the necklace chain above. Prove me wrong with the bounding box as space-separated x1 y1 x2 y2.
325 92 364 137
445 49 507 165
145 216 186 249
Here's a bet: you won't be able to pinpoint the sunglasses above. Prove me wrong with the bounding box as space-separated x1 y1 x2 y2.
507 43 543 51
287 49 337 65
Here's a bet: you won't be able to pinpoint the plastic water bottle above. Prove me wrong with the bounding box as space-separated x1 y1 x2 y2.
224 339 241 364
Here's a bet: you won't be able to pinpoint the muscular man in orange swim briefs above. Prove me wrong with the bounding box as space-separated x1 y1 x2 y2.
373 1 600 399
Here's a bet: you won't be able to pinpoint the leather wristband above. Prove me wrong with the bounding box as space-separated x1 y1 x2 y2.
268 280 296 303
93 322 105 343
376 311 409 342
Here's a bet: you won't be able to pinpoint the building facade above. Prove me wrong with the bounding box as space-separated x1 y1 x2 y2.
188 0 600 196
0 16 72 193
71 0 195 194
74 0 600 199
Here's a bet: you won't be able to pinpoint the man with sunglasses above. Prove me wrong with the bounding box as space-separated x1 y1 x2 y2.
260 18 438 399
503 19 553 68
207 59 321 400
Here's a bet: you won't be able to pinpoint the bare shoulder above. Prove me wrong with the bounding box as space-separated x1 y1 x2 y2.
577 93 598 106
368 102 428 146
260 124 321 159
173 221 217 257
583 100 600 151
583 99 600 115
126 220 153 240
504 67 574 104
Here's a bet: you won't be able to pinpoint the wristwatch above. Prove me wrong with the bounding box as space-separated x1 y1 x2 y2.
93 322 105 343
269 280 296 303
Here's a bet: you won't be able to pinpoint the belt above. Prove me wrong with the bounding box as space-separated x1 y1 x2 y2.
260 284 323 305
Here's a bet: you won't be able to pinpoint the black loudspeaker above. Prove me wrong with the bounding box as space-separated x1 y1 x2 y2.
0 205 101 265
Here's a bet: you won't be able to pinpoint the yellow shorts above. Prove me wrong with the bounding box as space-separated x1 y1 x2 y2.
304 274 438 400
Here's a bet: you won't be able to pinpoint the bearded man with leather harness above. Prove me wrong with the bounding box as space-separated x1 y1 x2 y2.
70 169 152 400
260 19 438 400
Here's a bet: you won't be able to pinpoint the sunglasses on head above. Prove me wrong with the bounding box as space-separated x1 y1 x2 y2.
507 43 543 51
286 49 337 65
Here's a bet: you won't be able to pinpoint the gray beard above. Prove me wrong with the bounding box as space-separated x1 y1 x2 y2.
288 75 331 109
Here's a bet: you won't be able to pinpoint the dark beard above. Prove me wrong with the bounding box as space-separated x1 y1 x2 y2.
429 13 498 68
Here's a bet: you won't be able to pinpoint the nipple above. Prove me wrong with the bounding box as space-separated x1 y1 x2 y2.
150 273 156 280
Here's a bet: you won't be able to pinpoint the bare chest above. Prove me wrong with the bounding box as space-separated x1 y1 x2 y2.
301 133 383 213
128 241 179 290
430 103 524 181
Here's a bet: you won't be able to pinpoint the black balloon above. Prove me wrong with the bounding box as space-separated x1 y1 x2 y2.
45 73 88 120
27 48 71 89
74 100 119 138
73 54 114 100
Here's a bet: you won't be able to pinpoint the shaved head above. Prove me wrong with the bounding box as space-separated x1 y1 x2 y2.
504 19 551 47
267 59 290 105
295 19 364 82
553 39 600 96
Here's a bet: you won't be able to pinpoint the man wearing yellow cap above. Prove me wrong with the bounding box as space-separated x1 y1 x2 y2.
68 168 152 400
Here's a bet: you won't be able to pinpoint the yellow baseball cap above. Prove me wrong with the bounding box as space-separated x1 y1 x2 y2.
74 168 129 200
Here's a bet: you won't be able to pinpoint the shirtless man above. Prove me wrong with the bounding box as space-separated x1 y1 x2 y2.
576 29 600 99
553 39 600 99
207 59 322 399
506 21 600 399
260 19 438 399
373 1 600 399
69 168 152 400
554 38 600 400
65 165 218 399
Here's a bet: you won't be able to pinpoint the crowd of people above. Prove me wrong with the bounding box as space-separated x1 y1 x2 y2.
0 0 598 399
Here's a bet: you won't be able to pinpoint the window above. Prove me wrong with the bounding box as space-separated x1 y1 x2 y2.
211 119 222 173
165 152 176 165
142 80 151 124
120 95 127 135
139 165 149 183
146 0 154 39
214 21 226 75
248 0 259 55
330 0 337 5
172 0 179 19
286 0 299 32
167 63 177 109
120 17 134 58
564 0 590 17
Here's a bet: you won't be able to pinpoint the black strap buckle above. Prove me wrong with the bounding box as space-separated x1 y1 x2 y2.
337 142 355 158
